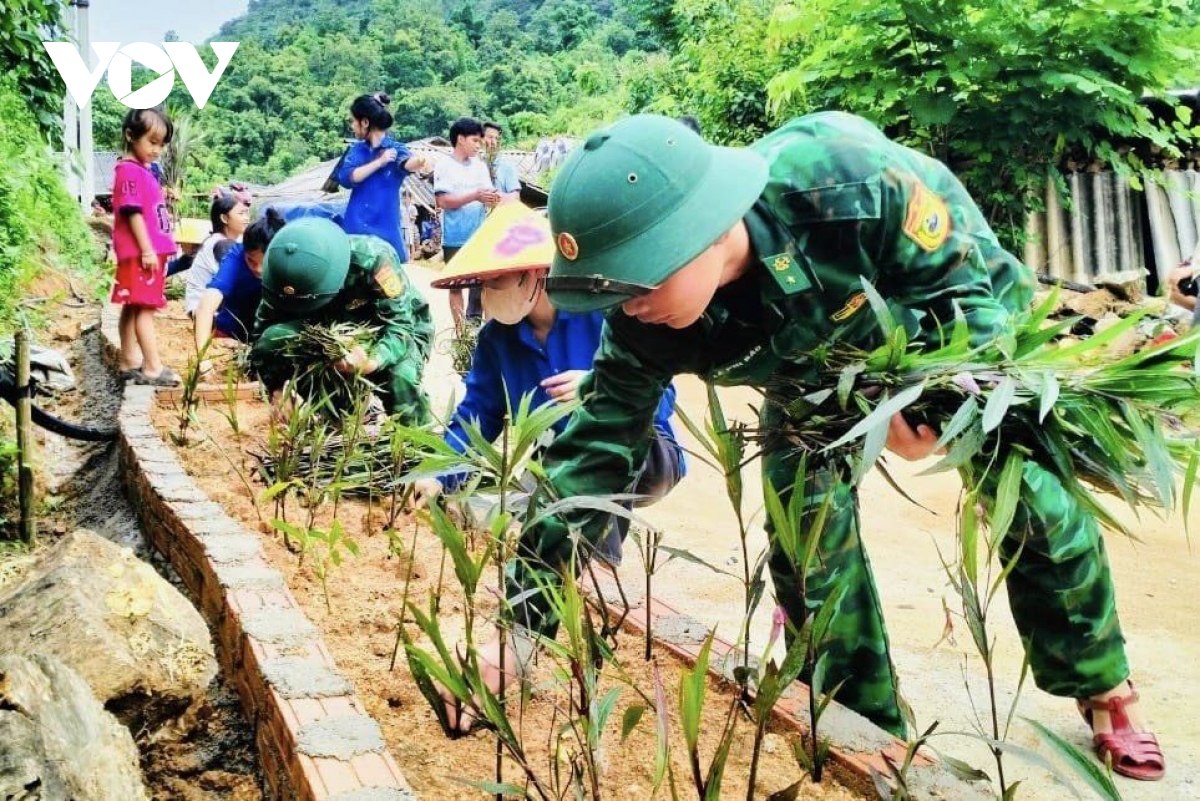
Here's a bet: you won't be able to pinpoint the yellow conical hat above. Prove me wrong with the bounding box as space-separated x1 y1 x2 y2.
174 217 210 246
431 203 553 289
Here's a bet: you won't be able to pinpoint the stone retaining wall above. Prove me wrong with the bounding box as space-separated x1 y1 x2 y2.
101 303 985 800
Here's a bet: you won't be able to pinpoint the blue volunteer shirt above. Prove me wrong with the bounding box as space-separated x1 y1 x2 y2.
208 243 263 342
336 135 412 261
445 310 683 466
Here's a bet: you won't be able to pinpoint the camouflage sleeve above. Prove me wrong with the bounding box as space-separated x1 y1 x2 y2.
370 278 433 371
249 320 305 392
507 322 674 636
873 163 1031 346
354 237 434 370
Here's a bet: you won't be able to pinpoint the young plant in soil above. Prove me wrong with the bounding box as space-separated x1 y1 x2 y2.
673 384 769 690
171 335 212 446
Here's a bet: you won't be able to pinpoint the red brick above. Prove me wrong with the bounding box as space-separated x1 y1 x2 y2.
287 697 326 727
313 756 362 796
294 753 328 798
349 750 405 789
319 695 358 718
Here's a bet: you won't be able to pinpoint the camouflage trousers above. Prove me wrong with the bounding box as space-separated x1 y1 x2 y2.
379 353 432 427
764 444 1129 738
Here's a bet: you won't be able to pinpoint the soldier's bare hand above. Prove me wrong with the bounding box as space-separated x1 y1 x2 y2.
885 412 941 461
408 478 443 510
540 370 587 403
333 346 373 375
438 636 516 734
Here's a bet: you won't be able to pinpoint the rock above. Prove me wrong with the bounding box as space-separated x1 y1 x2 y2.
0 529 217 731
0 653 147 800
1093 269 1146 304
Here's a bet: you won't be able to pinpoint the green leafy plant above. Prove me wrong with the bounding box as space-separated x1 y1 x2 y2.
679 631 741 799
171 336 213 446
766 0 1200 248
673 384 768 690
276 322 382 420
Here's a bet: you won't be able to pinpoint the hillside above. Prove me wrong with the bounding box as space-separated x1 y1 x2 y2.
86 0 659 188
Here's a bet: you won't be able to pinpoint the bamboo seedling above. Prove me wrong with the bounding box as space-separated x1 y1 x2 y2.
679 630 741 799
673 384 770 690
171 335 212 446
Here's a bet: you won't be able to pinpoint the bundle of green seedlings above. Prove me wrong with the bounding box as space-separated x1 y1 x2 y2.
251 428 419 497
448 317 480 376
277 321 382 419
754 285 1200 533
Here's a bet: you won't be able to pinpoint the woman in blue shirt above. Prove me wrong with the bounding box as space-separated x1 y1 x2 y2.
336 93 431 261
414 220 686 564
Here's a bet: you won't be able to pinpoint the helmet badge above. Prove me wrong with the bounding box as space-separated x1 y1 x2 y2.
557 232 579 261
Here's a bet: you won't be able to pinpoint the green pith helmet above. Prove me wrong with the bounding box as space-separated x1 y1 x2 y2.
262 217 351 314
545 114 768 313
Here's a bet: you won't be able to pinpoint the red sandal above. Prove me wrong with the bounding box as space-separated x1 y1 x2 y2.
1076 683 1165 781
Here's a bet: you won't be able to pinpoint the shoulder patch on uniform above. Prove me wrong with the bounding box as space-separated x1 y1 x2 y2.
374 263 404 298
762 252 811 294
902 183 951 252
831 291 867 323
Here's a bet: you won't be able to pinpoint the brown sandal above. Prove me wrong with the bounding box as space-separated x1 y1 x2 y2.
1077 683 1165 781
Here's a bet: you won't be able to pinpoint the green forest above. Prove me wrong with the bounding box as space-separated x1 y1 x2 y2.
13 0 1200 252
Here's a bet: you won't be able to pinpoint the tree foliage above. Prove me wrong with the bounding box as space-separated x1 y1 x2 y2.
766 0 1200 246
0 0 70 136
0 73 99 333
84 0 658 188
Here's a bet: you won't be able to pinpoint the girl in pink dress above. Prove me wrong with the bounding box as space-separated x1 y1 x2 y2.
111 107 179 385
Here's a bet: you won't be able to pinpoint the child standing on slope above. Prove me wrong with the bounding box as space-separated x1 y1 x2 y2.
111 106 179 386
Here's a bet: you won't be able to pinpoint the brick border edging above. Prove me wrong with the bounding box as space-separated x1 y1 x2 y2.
101 305 416 801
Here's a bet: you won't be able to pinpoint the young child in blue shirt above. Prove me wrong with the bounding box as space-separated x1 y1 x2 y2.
336 93 431 262
413 211 685 563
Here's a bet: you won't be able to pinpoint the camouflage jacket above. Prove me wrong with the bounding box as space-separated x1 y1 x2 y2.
251 234 433 387
508 112 1035 634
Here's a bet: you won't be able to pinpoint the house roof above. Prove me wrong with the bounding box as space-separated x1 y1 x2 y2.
253 138 553 217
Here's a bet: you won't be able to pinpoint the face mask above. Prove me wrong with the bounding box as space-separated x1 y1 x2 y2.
482 272 543 325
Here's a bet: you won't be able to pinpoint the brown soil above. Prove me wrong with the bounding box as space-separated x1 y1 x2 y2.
145 296 862 799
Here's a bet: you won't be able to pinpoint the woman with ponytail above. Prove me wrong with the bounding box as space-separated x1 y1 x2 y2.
336 92 431 262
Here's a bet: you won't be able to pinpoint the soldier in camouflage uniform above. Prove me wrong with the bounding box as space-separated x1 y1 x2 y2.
443 114 1163 780
251 217 433 425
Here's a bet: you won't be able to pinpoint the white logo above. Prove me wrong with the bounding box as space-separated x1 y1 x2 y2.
41 42 239 110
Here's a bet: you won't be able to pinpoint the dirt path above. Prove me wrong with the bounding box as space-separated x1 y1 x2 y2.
408 261 1200 800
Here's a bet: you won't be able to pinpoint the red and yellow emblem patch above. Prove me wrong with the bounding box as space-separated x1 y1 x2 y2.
557 232 579 260
902 183 951 252
374 264 405 298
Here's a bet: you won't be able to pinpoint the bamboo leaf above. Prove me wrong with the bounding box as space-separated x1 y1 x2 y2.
1025 718 1122 801
1038 371 1060 423
593 687 623 733
987 452 1025 549
860 277 898 338
621 704 647 741
823 382 927 452
679 631 715 754
1182 442 1199 541
981 375 1017 433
